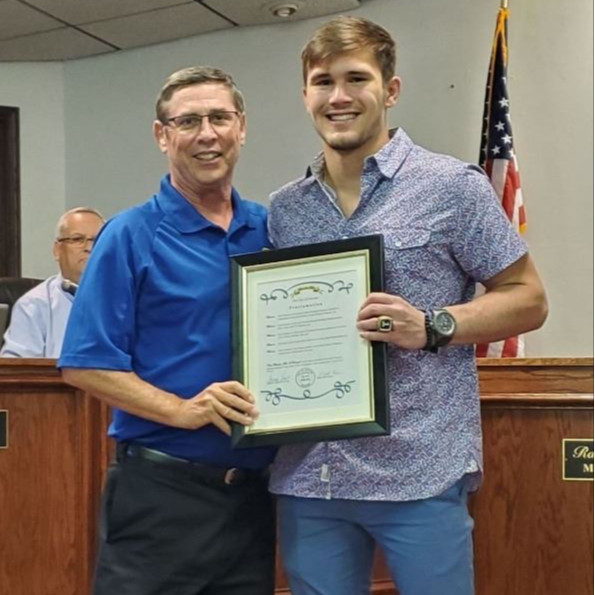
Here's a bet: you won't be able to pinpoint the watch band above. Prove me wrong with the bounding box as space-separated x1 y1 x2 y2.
422 310 438 353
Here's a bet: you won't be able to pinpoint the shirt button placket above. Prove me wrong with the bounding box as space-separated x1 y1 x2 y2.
320 443 332 499
341 219 352 241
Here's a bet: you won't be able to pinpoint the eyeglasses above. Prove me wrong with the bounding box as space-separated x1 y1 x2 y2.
163 111 240 134
56 235 96 248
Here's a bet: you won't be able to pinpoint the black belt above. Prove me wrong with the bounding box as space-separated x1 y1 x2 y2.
117 443 268 487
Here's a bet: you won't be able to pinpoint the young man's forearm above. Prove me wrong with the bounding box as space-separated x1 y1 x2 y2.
448 254 548 345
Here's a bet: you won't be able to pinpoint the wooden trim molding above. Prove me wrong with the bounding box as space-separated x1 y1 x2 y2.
477 358 593 408
480 393 593 407
0 359 66 386
0 106 21 277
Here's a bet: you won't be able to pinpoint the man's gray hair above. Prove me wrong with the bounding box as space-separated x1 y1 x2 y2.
55 207 105 239
155 66 246 122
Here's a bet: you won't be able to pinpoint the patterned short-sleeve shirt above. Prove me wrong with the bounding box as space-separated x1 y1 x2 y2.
267 129 527 502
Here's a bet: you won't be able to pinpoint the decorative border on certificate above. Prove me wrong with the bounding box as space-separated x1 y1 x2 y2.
230 235 389 448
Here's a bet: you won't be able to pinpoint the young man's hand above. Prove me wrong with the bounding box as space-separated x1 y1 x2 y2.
357 292 426 350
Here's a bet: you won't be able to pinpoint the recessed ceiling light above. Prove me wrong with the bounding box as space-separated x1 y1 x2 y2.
271 3 299 18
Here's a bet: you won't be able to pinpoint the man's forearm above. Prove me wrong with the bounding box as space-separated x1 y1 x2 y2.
357 254 548 350
448 281 548 346
61 368 183 426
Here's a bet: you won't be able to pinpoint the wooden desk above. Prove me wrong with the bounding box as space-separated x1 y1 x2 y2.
1 358 592 595
0 360 110 594
471 358 593 595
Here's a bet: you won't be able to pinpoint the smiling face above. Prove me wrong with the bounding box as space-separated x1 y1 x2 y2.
303 49 400 158
153 83 246 199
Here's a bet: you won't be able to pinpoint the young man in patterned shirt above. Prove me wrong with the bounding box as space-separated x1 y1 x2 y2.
268 16 548 595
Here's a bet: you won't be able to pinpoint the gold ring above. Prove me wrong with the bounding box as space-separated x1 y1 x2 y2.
376 316 393 333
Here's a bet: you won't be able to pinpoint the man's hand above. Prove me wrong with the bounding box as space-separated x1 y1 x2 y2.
61 369 261 436
357 292 426 350
173 381 259 435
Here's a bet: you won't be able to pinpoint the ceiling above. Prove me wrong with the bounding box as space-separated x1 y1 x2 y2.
0 0 369 62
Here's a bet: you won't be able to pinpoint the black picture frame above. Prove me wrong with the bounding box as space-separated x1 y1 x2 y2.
230 235 389 448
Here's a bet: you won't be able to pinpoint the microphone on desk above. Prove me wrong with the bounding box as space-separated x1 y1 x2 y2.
61 279 79 296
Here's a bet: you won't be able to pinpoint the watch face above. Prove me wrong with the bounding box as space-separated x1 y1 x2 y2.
435 311 455 335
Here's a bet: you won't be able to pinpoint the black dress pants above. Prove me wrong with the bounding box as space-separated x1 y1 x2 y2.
93 450 276 595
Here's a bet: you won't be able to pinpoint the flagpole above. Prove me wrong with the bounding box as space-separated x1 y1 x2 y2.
501 0 508 8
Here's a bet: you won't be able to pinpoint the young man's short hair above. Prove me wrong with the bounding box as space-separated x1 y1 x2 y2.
301 16 396 85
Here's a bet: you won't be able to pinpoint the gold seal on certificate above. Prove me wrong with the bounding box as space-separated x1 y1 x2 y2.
230 235 389 448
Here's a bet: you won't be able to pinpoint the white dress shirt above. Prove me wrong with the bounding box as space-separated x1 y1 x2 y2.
1 274 74 358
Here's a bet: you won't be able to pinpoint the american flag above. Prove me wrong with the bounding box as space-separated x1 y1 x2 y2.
476 6 526 358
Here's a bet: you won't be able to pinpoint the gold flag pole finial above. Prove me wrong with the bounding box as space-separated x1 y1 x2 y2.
501 0 508 8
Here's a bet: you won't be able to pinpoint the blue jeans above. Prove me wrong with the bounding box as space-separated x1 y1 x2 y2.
278 477 474 595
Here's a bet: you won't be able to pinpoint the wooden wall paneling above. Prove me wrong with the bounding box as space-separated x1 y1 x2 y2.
0 358 592 595
0 360 107 595
472 358 594 595
471 400 593 595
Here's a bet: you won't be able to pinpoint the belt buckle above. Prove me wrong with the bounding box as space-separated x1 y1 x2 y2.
224 468 239 485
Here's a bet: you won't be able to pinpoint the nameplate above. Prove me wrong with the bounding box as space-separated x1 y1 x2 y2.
562 439 594 481
0 410 7 449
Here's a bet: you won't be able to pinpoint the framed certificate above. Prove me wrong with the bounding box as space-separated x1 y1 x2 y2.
230 235 389 448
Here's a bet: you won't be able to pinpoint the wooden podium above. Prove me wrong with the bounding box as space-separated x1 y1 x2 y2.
0 360 111 594
0 358 592 595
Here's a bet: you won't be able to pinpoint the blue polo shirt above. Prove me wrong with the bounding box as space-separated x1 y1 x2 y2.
59 175 275 469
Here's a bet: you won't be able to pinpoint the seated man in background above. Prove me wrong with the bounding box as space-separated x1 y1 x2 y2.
1 207 104 358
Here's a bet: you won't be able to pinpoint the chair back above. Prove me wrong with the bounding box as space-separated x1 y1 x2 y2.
0 277 45 337
0 304 8 340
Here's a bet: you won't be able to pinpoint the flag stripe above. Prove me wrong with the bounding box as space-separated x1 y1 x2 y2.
491 159 508 203
476 7 525 359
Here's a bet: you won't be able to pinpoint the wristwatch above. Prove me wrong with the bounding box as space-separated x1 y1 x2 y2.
423 309 457 353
